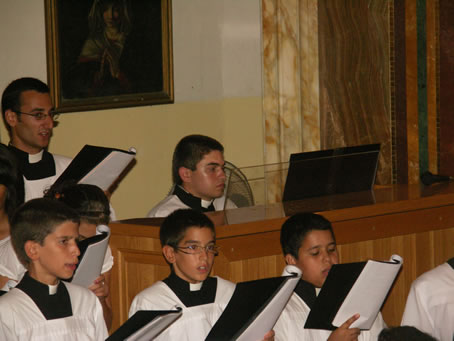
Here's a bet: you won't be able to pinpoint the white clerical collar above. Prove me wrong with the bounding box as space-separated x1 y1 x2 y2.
29 149 44 164
189 282 203 291
201 199 214 208
48 282 59 295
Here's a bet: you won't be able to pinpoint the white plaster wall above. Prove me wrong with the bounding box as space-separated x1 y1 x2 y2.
0 0 264 218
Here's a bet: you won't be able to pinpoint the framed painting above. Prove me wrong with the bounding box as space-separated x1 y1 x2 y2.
45 0 173 113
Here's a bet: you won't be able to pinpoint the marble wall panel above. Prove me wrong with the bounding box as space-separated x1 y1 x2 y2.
393 0 409 184
262 0 444 193
262 0 303 202
439 0 454 174
405 0 420 184
426 0 438 174
300 0 321 152
318 0 392 184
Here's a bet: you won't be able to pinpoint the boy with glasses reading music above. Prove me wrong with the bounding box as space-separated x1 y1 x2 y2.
129 209 274 340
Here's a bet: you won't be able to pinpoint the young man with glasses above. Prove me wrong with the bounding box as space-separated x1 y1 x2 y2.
1 77 71 201
129 209 274 340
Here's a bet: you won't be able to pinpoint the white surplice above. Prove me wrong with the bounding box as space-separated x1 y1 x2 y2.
0 281 108 340
129 276 235 340
23 152 72 201
401 261 454 341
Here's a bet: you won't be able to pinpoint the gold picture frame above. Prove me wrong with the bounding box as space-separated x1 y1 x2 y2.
45 0 173 113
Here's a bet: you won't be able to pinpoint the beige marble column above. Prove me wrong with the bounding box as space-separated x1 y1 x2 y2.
262 0 320 203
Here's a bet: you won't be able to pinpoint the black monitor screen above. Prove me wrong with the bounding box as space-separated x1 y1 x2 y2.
282 144 380 202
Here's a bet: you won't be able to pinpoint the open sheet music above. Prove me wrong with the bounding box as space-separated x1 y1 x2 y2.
107 308 183 341
305 254 403 330
53 145 136 191
71 225 110 287
206 265 301 341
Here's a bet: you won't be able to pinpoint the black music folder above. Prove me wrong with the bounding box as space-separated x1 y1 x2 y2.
206 267 301 341
106 308 182 341
71 225 110 287
283 143 380 201
305 255 402 330
53 145 136 191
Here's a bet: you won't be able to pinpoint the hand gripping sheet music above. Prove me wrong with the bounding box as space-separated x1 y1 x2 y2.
71 225 110 287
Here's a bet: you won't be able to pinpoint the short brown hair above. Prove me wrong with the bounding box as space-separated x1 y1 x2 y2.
172 135 224 185
11 198 79 266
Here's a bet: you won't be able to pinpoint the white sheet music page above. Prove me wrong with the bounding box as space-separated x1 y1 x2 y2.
79 149 136 190
332 254 403 329
71 225 110 287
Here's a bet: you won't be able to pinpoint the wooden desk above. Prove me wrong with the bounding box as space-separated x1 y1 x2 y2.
109 183 454 331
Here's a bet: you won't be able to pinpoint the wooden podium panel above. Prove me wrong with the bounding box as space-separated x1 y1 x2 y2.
109 183 454 332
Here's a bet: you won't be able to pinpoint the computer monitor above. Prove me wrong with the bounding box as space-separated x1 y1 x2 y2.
282 143 380 202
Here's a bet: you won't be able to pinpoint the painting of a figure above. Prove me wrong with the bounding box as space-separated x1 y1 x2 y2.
45 0 173 112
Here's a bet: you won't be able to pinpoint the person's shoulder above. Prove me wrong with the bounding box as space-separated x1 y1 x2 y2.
0 235 11 247
63 281 98 304
0 237 26 283
413 262 454 289
213 276 236 300
147 194 187 217
50 153 72 174
214 276 235 288
51 153 72 166
0 287 26 307
131 281 177 311
134 281 168 301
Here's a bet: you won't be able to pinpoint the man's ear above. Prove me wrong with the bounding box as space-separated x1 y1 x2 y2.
162 245 176 264
285 253 297 265
24 241 40 261
178 167 192 184
4 109 18 128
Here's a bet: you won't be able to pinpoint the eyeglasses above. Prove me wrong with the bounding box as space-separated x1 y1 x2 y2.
175 244 220 255
15 110 59 121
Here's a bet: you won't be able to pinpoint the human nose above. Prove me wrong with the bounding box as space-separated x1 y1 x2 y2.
218 167 226 180
199 247 209 259
321 250 331 263
43 114 54 128
71 241 80 257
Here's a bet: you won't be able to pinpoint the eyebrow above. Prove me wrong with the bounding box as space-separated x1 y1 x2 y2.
28 107 55 113
183 239 215 245
55 234 78 239
306 242 336 251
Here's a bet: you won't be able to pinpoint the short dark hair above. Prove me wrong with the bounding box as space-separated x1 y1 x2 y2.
0 143 24 219
45 181 110 226
160 209 215 248
11 198 80 267
378 326 437 341
1 77 50 132
172 135 224 185
280 212 335 259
